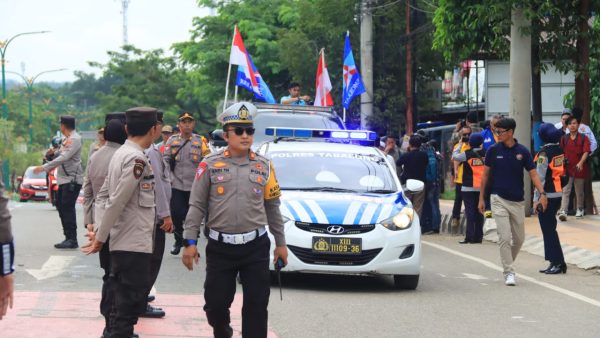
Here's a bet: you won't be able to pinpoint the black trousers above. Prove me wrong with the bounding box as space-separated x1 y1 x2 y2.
452 183 463 219
110 251 151 338
538 197 565 264
204 234 270 338
462 191 484 242
56 183 82 241
170 189 191 246
99 237 114 330
147 222 166 295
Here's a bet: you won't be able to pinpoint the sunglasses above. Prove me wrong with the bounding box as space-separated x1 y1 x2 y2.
228 126 255 136
494 129 509 136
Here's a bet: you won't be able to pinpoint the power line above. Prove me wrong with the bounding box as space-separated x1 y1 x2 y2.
409 3 436 14
369 0 403 12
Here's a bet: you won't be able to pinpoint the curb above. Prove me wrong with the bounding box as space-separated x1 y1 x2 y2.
439 213 600 270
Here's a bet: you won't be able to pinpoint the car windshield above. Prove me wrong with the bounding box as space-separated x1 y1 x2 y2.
24 167 46 179
253 112 344 144
268 150 398 193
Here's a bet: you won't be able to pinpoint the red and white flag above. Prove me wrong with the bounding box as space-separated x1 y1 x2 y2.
314 49 333 107
229 25 259 92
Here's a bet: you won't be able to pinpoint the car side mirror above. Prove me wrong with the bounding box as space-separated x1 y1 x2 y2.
405 179 424 193
17 176 23 183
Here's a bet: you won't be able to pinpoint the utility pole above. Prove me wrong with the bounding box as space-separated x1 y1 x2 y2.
121 0 130 46
405 0 413 135
360 0 373 129
509 7 532 214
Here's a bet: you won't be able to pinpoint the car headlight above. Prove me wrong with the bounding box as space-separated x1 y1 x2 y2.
380 207 414 230
22 183 32 189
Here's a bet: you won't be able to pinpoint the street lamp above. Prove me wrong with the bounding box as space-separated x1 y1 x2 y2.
1 31 50 119
7 68 67 145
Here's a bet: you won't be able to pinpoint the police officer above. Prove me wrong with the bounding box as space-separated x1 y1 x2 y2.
141 110 173 319
452 133 485 244
83 107 159 338
182 102 288 338
89 127 106 160
82 118 127 336
163 112 210 255
34 115 83 249
0 176 14 319
535 123 567 275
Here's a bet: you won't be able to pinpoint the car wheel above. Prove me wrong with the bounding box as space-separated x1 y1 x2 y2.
393 274 419 290
19 198 27 202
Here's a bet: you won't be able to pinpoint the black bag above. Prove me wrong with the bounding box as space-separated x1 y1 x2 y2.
168 139 190 172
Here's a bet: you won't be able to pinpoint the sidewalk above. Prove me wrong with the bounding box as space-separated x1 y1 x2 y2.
437 182 600 271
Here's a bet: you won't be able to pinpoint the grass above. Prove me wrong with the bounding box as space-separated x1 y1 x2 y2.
440 189 455 201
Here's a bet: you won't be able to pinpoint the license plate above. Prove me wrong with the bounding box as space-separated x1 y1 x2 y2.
35 192 48 197
312 237 362 255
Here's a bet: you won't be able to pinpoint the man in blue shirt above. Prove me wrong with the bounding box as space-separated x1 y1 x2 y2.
478 117 548 286
280 82 311 105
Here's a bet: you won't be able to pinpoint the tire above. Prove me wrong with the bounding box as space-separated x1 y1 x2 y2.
393 274 419 290
19 198 27 202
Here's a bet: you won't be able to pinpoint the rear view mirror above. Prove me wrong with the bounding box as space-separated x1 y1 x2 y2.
405 179 424 192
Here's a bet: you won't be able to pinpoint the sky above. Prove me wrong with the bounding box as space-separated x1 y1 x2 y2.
2 0 209 83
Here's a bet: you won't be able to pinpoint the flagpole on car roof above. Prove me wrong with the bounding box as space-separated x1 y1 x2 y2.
223 26 237 112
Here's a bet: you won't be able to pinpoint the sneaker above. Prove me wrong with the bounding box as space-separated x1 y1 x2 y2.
575 209 584 218
54 238 78 249
504 273 516 286
484 210 492 218
558 210 567 222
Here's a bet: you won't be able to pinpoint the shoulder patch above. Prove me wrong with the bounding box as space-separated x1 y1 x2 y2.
133 159 146 179
195 162 208 181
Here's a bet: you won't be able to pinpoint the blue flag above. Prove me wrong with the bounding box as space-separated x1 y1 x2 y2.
235 53 276 103
342 32 366 109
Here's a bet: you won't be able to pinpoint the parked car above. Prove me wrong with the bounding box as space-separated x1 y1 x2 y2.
18 166 48 202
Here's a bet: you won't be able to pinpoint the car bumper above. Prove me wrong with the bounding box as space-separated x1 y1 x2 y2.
268 218 421 276
19 188 49 201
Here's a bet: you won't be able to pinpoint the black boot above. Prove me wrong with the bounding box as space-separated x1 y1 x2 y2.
539 262 553 273
545 262 567 274
54 238 78 249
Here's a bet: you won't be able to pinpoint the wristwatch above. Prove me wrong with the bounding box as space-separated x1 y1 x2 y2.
182 239 197 247
540 191 547 196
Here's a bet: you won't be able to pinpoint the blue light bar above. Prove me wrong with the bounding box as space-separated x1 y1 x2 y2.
265 127 376 143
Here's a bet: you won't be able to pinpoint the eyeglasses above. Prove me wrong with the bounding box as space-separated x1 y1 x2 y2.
494 129 509 136
228 126 255 136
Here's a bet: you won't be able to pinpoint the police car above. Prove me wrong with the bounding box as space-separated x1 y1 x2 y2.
258 128 422 289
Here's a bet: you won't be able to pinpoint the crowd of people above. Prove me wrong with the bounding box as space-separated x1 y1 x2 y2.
382 107 596 286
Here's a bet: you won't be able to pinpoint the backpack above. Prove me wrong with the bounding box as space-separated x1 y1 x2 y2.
425 146 438 182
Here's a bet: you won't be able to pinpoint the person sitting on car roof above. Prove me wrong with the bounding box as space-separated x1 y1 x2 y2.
280 82 311 105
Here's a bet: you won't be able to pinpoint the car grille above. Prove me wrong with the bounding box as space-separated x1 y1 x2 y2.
288 245 382 266
295 221 376 235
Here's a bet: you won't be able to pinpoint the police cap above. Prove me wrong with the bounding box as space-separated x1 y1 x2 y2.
60 115 76 129
125 107 158 125
217 101 256 125
157 110 164 124
105 112 126 124
178 111 195 121
161 125 173 133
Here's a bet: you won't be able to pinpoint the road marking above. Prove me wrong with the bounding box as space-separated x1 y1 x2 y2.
26 255 76 280
423 240 600 309
459 273 488 280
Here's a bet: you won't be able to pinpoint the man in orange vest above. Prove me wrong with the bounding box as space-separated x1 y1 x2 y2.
534 123 567 275
452 133 485 244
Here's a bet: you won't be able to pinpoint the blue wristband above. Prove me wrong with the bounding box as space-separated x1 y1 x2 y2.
186 239 197 246
1 241 15 276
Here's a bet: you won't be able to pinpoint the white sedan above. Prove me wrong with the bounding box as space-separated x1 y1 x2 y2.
258 131 422 289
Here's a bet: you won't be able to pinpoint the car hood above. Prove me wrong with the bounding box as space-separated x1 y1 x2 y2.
279 190 409 225
22 178 46 186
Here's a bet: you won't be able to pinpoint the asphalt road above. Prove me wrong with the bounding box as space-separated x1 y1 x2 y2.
7 201 600 338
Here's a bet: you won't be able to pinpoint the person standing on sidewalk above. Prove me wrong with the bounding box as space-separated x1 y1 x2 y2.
451 124 471 228
34 116 83 249
534 123 567 275
478 117 548 286
453 133 485 244
182 102 287 338
163 112 211 255
396 135 429 218
83 107 159 338
558 115 590 220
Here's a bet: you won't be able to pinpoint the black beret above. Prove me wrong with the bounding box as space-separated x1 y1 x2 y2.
125 107 158 125
60 115 75 129
105 112 126 124
179 111 195 121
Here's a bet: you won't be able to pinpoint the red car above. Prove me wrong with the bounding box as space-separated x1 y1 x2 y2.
18 166 49 202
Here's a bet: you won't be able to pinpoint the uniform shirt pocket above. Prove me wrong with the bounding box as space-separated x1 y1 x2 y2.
249 173 267 186
139 180 155 208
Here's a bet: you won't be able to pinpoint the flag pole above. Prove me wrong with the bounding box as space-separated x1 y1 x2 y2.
223 26 236 111
320 48 325 106
343 108 346 122
234 85 238 103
